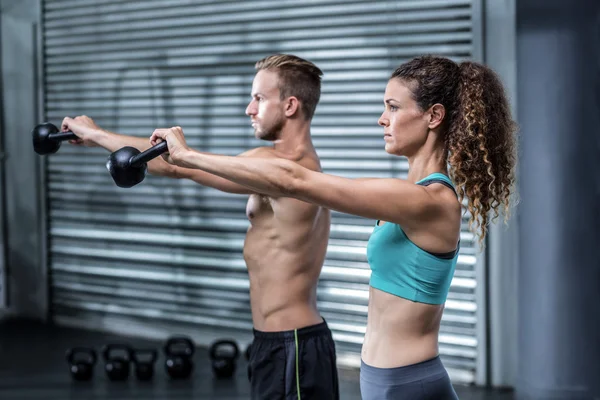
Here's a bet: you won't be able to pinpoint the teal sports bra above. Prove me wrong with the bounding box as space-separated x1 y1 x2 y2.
366 173 460 305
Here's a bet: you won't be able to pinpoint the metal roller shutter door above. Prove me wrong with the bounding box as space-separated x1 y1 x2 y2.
42 0 484 384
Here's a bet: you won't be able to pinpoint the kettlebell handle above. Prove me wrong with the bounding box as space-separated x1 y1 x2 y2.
66 347 97 365
102 343 133 361
164 336 195 357
132 348 158 363
210 339 240 360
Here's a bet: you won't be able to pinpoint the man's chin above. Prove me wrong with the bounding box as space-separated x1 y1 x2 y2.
255 131 276 142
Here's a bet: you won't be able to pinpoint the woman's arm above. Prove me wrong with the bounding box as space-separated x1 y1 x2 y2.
152 126 449 227
179 149 445 227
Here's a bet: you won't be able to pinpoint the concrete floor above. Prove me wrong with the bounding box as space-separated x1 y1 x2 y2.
0 318 514 399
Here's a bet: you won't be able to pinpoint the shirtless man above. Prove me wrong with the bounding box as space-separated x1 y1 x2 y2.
62 54 339 399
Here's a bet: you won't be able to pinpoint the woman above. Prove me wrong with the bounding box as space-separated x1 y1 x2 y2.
150 55 517 399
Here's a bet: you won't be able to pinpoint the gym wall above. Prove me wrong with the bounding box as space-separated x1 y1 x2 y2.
0 0 48 320
8 0 489 385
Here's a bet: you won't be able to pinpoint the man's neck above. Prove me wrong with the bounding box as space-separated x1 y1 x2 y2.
272 119 314 155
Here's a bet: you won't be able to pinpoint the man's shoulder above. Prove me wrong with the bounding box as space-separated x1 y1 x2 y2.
239 146 275 158
242 146 322 172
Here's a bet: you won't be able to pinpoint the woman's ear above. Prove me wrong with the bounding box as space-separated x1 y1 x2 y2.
428 103 446 130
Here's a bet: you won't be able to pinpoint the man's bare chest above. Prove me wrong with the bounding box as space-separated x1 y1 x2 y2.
246 194 274 223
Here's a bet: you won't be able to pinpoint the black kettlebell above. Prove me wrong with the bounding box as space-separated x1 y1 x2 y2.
106 141 168 188
32 122 78 155
66 347 97 381
132 348 158 381
164 336 195 379
209 339 240 379
102 344 132 381
245 342 252 382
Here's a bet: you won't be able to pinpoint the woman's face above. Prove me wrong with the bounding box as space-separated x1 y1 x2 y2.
378 79 431 157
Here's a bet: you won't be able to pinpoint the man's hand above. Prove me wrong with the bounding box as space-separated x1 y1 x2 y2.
61 115 104 147
149 126 191 166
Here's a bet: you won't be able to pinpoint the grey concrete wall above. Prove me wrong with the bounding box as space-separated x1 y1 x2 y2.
0 0 47 320
516 0 600 398
484 0 519 389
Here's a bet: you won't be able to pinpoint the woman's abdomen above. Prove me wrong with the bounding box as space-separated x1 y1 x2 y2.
362 286 444 368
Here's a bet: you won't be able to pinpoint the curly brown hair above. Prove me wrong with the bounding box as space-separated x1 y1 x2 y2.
391 55 518 246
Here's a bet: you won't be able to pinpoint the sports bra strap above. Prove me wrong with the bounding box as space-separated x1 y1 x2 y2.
418 179 458 198
416 173 458 198
415 173 460 258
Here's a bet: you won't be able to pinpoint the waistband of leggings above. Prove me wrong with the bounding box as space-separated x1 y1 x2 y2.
360 356 447 385
252 319 331 342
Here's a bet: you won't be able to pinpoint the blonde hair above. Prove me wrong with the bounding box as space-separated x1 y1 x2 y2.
255 54 323 120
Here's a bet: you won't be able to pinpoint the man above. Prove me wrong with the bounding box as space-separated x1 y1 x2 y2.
62 54 339 399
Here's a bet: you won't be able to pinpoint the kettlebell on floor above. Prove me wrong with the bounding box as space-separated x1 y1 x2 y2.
209 339 240 379
132 348 158 381
164 336 195 379
102 343 133 381
66 347 97 381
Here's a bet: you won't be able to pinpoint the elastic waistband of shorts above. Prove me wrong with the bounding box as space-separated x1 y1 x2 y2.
253 319 331 342
360 356 446 385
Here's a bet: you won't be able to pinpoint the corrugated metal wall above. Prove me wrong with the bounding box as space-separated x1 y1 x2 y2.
42 0 483 383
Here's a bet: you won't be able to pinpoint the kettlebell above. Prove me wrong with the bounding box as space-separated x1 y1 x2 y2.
66 347 97 381
245 342 252 382
209 339 240 379
132 348 158 381
102 344 132 381
164 336 195 379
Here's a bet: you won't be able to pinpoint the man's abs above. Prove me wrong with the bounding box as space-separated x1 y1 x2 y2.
243 195 330 331
247 268 323 332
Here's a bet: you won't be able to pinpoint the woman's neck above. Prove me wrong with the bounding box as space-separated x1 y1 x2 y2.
406 142 448 183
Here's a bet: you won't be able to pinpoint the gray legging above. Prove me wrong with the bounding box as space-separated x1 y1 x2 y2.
360 356 459 400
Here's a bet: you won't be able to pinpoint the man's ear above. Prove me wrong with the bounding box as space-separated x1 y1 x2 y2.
428 103 446 130
284 96 300 118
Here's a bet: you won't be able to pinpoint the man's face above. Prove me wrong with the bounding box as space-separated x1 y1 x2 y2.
245 69 286 141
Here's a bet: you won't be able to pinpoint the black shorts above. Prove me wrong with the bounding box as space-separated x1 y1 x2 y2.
248 319 340 400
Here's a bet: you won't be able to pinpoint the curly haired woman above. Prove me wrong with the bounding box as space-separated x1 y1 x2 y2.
150 55 518 399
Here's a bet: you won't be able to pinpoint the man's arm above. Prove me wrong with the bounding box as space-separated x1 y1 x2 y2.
63 116 257 194
94 130 260 194
171 148 266 194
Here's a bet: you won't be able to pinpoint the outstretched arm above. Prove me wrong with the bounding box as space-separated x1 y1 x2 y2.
181 150 443 225
170 147 271 194
153 127 448 227
63 116 256 194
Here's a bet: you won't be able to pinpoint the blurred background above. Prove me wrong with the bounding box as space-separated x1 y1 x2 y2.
0 0 598 399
